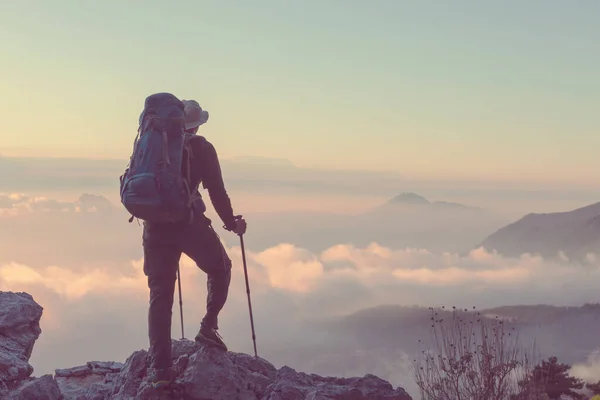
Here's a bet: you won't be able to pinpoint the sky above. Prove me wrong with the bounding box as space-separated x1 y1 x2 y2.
1 2 600 395
1 0 600 184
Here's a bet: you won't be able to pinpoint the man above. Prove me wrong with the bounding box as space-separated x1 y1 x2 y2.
142 99 247 388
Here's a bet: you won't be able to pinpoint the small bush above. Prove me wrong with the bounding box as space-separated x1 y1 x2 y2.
413 306 541 400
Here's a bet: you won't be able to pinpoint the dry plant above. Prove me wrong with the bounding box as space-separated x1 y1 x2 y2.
413 306 544 400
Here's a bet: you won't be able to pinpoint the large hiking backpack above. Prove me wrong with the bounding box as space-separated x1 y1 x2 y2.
119 92 197 223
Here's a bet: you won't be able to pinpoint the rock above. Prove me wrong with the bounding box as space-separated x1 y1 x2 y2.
55 361 123 378
263 366 412 400
179 344 277 399
5 374 62 400
56 365 93 378
110 350 150 399
54 361 124 400
0 291 43 395
108 340 412 400
111 340 278 400
0 291 413 400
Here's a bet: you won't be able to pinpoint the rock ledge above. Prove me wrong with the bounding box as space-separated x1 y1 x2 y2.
0 291 412 399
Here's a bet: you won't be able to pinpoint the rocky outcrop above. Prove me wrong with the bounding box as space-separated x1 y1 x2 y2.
0 291 43 395
265 365 410 400
0 291 413 399
106 340 412 399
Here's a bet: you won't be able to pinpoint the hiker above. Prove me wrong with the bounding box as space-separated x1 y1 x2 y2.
121 94 246 388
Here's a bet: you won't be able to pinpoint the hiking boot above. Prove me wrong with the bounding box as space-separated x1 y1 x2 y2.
195 326 228 351
148 367 173 390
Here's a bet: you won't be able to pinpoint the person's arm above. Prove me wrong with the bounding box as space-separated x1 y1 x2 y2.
198 140 237 231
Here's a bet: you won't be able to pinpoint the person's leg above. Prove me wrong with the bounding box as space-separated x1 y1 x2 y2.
143 235 182 382
180 214 232 349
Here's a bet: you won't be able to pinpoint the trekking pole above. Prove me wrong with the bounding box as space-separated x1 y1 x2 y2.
177 266 185 340
239 233 258 357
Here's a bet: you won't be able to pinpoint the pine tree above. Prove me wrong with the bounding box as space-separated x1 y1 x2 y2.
519 356 584 400
588 380 600 395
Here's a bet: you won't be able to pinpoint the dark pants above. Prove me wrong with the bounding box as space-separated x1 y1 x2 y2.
142 213 232 372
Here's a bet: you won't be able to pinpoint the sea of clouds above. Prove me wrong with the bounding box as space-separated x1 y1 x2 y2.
1 191 599 394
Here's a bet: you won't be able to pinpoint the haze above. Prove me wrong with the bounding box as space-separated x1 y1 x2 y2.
1 1 599 398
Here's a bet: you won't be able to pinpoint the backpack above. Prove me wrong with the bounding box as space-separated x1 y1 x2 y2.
119 92 199 224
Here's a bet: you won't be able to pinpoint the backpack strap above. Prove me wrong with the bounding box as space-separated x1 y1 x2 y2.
162 130 170 166
124 127 142 223
182 134 205 210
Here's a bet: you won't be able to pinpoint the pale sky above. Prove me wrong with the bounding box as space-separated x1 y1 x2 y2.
1 0 599 182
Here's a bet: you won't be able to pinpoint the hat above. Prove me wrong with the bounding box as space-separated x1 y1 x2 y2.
182 100 209 130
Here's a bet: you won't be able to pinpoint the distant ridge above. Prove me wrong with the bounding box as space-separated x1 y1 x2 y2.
477 201 600 261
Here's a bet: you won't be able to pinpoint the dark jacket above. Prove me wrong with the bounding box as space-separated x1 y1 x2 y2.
183 135 237 230
143 135 236 233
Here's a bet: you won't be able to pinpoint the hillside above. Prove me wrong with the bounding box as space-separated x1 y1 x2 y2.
326 303 600 366
477 201 600 261
482 303 600 324
335 303 600 333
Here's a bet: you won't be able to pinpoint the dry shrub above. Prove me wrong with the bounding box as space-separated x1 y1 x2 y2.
413 306 545 400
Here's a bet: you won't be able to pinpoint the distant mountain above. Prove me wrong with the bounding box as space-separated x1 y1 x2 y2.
335 303 600 336
241 192 510 255
476 201 600 261
327 303 600 366
378 192 483 211
387 192 430 205
482 303 600 324
352 192 507 253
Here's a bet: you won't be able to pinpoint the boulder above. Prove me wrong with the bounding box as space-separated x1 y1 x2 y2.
5 374 62 400
0 291 44 395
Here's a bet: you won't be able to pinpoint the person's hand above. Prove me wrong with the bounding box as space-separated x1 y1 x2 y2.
232 215 247 236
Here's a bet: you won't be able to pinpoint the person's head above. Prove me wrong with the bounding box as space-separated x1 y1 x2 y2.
182 99 209 135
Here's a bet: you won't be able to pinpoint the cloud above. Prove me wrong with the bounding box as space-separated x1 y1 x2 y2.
0 261 146 301
2 238 600 378
0 156 124 192
2 190 600 396
0 193 75 217
3 238 600 327
570 349 600 384
0 155 405 197
0 189 511 276
0 192 115 217
0 192 141 270
253 244 324 293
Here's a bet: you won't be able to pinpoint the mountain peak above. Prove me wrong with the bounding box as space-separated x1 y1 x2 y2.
387 192 430 205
